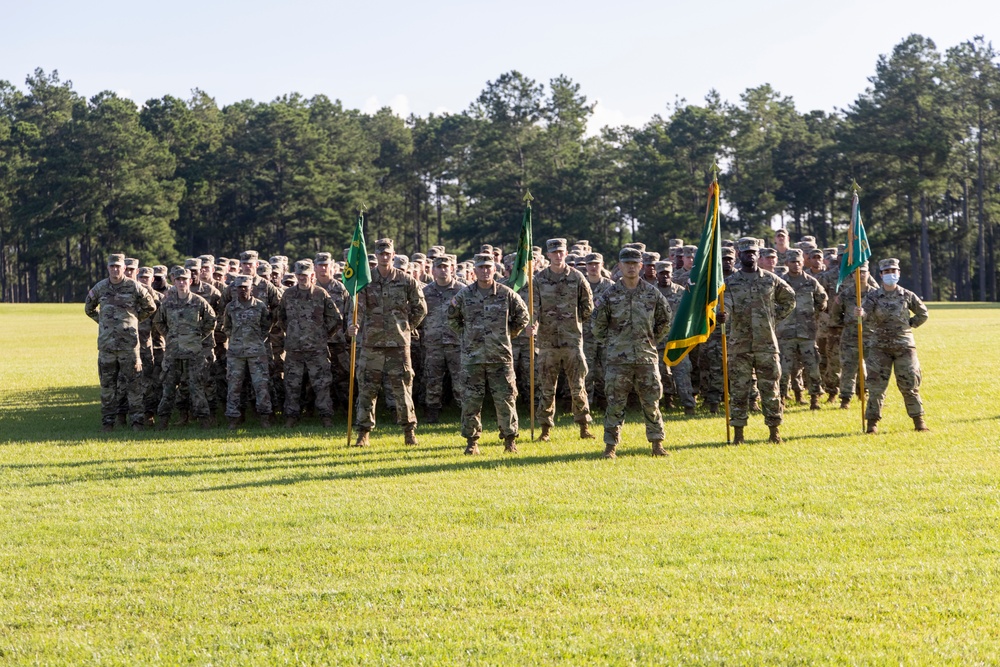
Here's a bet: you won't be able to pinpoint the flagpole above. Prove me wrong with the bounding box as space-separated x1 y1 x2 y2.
708 166 731 444
851 182 865 432
346 293 359 447
524 191 536 441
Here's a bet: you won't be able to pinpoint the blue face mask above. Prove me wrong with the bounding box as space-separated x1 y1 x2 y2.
882 273 899 286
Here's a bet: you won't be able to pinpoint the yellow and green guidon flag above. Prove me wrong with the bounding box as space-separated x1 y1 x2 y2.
342 213 371 296
836 190 872 290
663 180 724 366
508 201 532 293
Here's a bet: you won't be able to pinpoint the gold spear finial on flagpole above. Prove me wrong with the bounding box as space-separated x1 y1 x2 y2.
523 190 534 207
850 180 861 194
359 201 368 214
711 160 720 183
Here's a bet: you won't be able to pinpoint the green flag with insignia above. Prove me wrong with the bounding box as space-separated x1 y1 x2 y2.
836 191 872 291
343 213 371 297
509 200 532 293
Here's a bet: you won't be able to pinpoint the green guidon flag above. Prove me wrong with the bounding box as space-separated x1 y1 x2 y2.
663 180 724 366
342 213 371 297
836 190 872 291
508 200 533 293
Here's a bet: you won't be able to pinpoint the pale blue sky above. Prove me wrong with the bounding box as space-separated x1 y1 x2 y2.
4 0 995 132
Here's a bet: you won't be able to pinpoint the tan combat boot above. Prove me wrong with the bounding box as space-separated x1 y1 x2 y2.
768 425 782 443
839 397 851 410
354 430 370 447
228 417 241 430
794 389 806 405
913 416 930 432
579 422 595 440
503 434 518 453
321 416 334 428
539 424 552 442
404 426 418 446
810 394 821 410
732 426 745 445
259 414 271 429
663 396 674 410
602 443 617 459
651 441 667 456
826 392 837 404
464 438 480 455
866 419 878 434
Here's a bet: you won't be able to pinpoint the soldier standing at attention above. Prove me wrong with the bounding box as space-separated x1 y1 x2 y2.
526 238 595 442
447 253 530 454
223 275 273 429
858 258 930 434
347 238 427 447
777 249 828 410
154 267 217 430
85 254 157 432
816 247 843 402
583 252 614 411
277 260 342 428
774 228 792 265
829 263 879 409
591 247 673 459
422 256 465 423
717 238 796 444
135 267 164 428
700 247 738 414
315 252 352 410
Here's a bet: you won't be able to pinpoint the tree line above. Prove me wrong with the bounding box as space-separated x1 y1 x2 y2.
1 33 998 303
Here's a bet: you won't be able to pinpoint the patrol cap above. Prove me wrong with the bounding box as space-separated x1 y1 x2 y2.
411 252 426 262
433 256 453 268
585 252 604 264
775 228 789 237
282 272 296 286
759 248 777 259
184 258 202 271
858 261 870 271
654 260 673 274
198 254 215 267
837 243 847 255
228 259 239 270
642 252 660 264
623 242 646 252
288 260 311 275
107 253 126 267
256 261 271 277
736 237 760 252
532 246 542 254
169 266 190 280
474 253 495 268
314 252 333 265
427 247 443 259
393 255 409 269
668 238 684 249
367 254 377 264
218 256 229 266
801 235 817 245
619 247 643 263
137 267 153 278
153 265 168 277
240 250 259 263
546 238 567 252
232 275 252 288
796 240 817 252
785 248 804 261
430 245 446 254
447 254 459 265
721 239 735 248
879 258 900 272
721 247 736 259
480 244 494 254
374 238 394 253
565 253 580 265
823 247 839 259
124 257 139 269
574 239 590 248
808 247 824 258
270 255 287 268
682 245 698 258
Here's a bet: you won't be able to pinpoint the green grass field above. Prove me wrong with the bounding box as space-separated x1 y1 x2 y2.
1 303 999 665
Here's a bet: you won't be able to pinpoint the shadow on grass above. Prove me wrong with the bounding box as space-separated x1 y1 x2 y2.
926 302 1000 310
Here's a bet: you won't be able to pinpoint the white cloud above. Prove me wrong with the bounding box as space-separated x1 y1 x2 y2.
115 88 134 100
586 99 648 136
362 94 412 118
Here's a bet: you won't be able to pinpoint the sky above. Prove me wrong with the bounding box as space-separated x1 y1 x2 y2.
3 0 996 134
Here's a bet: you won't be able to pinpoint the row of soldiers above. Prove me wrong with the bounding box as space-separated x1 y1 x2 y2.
85 228 928 453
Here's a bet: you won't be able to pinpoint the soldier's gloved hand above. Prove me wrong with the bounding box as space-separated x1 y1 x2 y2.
347 324 360 337
717 311 727 324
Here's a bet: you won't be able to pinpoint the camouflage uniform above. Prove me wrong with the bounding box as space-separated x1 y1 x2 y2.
861 284 928 422
447 279 530 441
154 288 217 421
222 270 281 405
777 269 828 399
422 278 465 410
507 280 534 400
317 275 352 409
591 276 672 447
723 266 796 428
85 271 157 427
656 278 694 409
353 266 427 432
583 274 615 408
278 281 342 420
137 284 164 419
531 263 594 427
829 275 879 401
223 293 273 418
816 262 842 395
180 271 223 414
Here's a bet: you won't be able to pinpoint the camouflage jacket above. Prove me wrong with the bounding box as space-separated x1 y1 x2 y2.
672 268 690 288
722 269 796 354
448 281 530 365
153 291 216 360
592 279 672 365
655 281 686 350
861 286 928 348
777 272 828 340
277 285 342 353
137 289 163 353
583 277 615 344
356 268 427 348
829 277 879 332
531 266 593 349
422 279 463 347
317 278 351 345
816 267 840 333
223 296 271 358
84 277 157 352
191 279 224 335
222 275 281 315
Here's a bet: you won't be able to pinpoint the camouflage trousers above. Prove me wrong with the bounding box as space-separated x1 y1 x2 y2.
661 354 696 408
411 340 425 408
603 362 665 446
226 354 272 418
511 337 533 398
98 348 143 426
329 341 351 409
839 330 871 400
461 362 518 440
700 337 725 405
140 347 163 416
177 347 216 414
779 338 823 397
728 351 782 427
270 333 285 413
865 343 923 421
424 344 464 409
536 346 591 427
284 349 333 418
159 356 210 420
821 328 843 394
355 346 416 431
583 339 606 409
213 338 228 415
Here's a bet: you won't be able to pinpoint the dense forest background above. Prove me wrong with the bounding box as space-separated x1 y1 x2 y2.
2 34 998 302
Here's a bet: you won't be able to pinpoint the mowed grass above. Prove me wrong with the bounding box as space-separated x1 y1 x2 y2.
1 303 999 665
